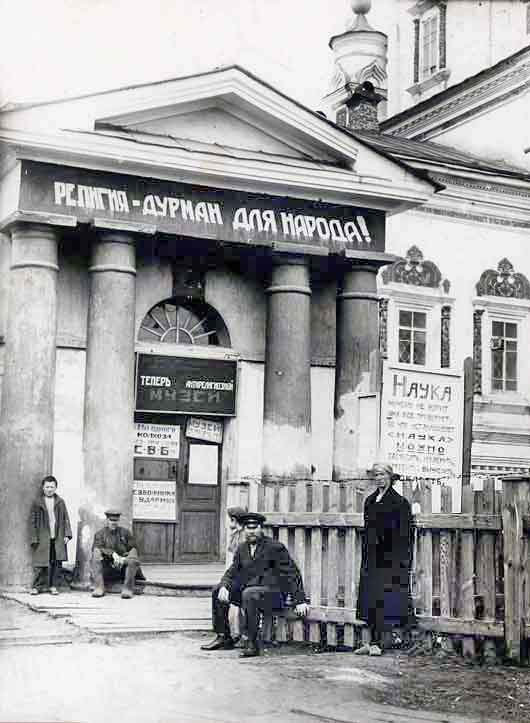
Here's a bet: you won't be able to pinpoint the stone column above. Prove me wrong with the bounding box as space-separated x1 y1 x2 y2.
0 224 59 589
262 256 312 481
76 232 136 586
333 264 379 482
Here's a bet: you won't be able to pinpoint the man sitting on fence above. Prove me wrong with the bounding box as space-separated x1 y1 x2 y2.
201 511 309 657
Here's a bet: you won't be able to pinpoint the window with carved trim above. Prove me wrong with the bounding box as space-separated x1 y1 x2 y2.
379 246 452 370
410 2 447 90
473 259 530 398
491 320 518 392
420 12 439 79
398 310 427 365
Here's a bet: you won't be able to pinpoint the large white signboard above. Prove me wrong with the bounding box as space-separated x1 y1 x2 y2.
134 423 180 458
380 364 463 482
132 480 177 521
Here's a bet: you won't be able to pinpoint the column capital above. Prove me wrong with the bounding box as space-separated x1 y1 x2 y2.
89 231 136 275
271 252 310 267
10 223 59 272
96 230 136 246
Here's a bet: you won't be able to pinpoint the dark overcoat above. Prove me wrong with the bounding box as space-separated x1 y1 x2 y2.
357 486 414 629
30 494 72 567
221 535 306 607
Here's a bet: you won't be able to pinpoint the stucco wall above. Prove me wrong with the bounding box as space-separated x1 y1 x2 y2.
385 208 530 472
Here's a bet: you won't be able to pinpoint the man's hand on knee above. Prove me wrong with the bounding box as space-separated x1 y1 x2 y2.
218 586 230 604
295 603 309 617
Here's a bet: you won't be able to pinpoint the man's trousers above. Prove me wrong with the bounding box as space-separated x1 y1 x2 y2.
91 548 140 591
211 584 285 643
32 540 59 590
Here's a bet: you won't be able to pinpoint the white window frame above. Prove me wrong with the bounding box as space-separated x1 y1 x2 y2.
382 284 454 373
474 296 530 403
419 7 440 81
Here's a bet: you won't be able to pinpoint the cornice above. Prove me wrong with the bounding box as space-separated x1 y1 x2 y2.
0 127 436 213
413 204 530 230
429 172 530 202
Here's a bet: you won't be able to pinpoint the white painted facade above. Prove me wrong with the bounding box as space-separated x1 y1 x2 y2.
387 0 530 115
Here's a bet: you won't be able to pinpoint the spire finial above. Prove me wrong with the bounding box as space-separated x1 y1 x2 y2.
349 0 373 31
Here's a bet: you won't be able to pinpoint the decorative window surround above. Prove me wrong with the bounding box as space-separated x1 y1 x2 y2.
408 1 449 98
407 68 451 98
473 295 530 403
380 245 453 371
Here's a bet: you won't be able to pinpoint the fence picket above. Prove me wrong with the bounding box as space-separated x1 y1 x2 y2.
309 483 323 644
292 481 308 642
460 480 476 657
255 476 529 659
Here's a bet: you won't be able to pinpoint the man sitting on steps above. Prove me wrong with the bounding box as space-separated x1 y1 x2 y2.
201 511 309 658
91 509 145 599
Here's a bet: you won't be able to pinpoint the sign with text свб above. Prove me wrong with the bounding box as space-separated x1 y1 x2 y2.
18 160 385 254
380 364 463 482
134 423 180 458
136 354 237 416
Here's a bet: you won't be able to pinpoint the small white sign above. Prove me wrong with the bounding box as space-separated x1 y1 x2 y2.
134 423 180 458
133 480 177 521
186 417 223 445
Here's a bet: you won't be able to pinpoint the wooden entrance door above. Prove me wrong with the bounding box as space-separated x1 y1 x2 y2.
133 456 178 563
176 436 220 562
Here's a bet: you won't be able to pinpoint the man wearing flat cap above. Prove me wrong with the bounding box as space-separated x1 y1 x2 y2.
201 511 309 657
91 509 144 599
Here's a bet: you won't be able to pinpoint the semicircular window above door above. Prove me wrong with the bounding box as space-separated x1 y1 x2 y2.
138 298 231 347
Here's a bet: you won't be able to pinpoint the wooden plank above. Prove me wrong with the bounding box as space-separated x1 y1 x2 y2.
293 481 308 642
248 480 259 513
264 511 502 530
459 530 476 658
309 483 323 644
502 479 524 662
327 529 339 607
326 525 339 646
278 484 290 514
439 485 452 619
416 615 503 638
420 482 433 616
476 477 497 660
264 483 275 513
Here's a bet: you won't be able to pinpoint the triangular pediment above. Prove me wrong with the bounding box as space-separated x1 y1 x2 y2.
114 105 316 161
0 65 439 214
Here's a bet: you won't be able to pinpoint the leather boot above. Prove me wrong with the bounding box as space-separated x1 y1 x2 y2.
200 635 235 651
91 555 105 598
240 640 260 658
121 559 139 599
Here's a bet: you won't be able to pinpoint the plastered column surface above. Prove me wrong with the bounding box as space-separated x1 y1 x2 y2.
263 257 312 481
0 223 59 588
333 265 379 482
76 232 136 586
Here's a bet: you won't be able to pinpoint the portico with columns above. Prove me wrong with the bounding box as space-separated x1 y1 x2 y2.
0 61 436 587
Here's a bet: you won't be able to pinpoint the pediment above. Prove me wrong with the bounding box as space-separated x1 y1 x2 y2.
107 104 320 161
0 65 439 214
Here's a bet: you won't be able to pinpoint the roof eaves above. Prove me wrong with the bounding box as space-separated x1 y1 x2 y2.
340 128 445 192
381 43 530 132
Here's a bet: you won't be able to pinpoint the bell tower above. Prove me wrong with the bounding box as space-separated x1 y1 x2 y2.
323 0 388 130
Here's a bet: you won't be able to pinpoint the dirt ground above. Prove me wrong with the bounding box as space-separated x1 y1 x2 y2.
335 647 530 723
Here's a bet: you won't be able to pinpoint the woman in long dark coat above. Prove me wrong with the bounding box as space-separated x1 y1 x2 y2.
356 463 414 655
30 475 72 594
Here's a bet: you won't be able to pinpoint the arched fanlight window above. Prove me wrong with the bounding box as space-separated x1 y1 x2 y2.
138 298 230 347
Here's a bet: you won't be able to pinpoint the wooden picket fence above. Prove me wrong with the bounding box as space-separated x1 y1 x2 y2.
227 475 530 662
